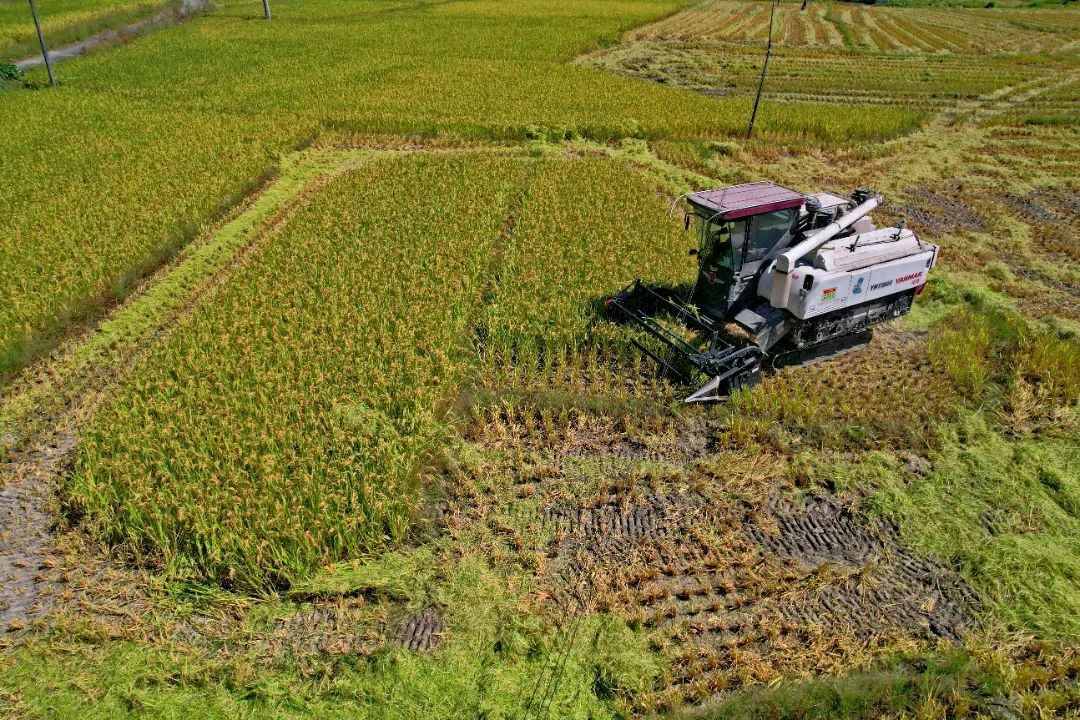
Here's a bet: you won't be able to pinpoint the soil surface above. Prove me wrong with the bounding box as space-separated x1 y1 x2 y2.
894 185 986 238
393 606 446 652
745 494 975 642
0 434 72 629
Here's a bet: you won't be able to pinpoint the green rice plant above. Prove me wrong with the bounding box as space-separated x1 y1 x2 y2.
70 154 528 587
1014 331 1080 405
928 308 994 397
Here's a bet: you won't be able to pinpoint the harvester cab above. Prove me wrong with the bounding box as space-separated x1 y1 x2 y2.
606 182 938 403
685 183 805 317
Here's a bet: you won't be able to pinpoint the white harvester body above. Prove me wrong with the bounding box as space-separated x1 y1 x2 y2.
607 182 940 402
768 228 937 320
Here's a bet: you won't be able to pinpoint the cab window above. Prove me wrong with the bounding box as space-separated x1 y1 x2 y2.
698 217 747 272
745 209 794 264
729 220 746 268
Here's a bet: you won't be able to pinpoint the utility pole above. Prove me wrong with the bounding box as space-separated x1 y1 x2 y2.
262 0 271 19
27 0 56 87
746 0 778 139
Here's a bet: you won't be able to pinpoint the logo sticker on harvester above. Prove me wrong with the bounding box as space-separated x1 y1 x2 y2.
852 277 864 295
822 287 837 301
896 272 923 285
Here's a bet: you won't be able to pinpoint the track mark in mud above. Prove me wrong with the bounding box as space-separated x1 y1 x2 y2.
747 495 887 568
745 495 975 642
996 193 1060 223
894 185 986 238
0 435 73 628
393 606 445 652
546 492 709 554
537 487 975 645
261 601 380 657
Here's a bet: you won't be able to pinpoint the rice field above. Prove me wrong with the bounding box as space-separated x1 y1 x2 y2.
1 0 1079 717
635 0 1080 55
0 0 929 383
0 0 166 59
583 0 1078 109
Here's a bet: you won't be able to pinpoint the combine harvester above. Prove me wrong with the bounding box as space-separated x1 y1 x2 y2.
607 183 939 402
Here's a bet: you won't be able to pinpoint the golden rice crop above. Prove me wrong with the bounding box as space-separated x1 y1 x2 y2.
0 91 309 376
481 157 692 356
70 154 527 587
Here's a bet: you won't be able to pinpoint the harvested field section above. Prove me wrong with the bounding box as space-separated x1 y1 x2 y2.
452 397 978 712
621 0 1079 54
723 327 958 453
69 154 529 587
583 41 1043 108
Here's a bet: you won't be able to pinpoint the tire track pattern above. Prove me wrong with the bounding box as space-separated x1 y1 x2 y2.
745 495 976 642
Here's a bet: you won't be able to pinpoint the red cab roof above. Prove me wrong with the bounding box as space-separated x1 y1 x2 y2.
686 181 805 220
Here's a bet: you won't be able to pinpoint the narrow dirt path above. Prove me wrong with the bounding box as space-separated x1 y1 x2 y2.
0 427 76 629
15 0 205 71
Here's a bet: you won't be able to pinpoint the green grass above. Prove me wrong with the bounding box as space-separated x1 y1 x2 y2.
679 652 1000 720
869 413 1080 639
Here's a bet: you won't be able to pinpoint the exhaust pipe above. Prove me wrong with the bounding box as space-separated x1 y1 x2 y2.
770 193 881 309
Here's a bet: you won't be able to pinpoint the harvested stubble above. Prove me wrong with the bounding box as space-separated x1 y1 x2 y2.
71 154 528 587
630 0 1080 55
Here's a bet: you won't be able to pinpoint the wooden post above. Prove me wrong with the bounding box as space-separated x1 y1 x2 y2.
746 0 778 139
262 0 271 19
27 0 56 87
